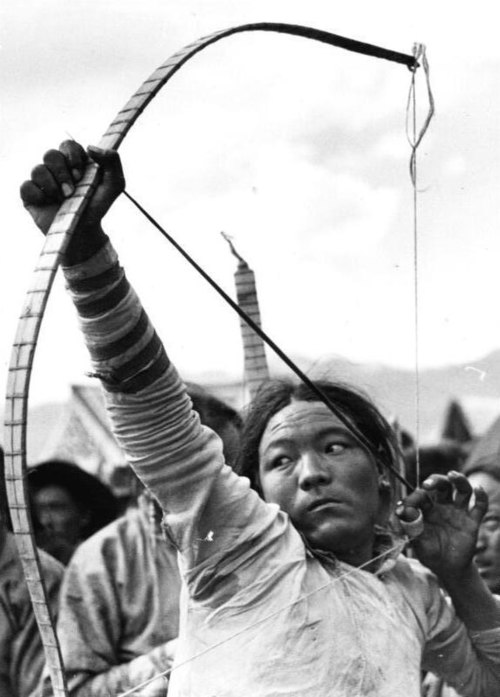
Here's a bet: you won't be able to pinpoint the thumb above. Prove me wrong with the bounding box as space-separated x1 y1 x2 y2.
87 145 126 193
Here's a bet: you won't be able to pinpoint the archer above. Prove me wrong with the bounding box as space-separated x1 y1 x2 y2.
20 140 500 697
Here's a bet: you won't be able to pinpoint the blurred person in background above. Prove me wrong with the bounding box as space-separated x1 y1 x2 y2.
0 446 64 697
28 459 118 565
424 456 500 697
467 464 500 595
48 389 241 697
404 442 467 490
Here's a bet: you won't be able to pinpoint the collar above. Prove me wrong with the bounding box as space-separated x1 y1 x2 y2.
304 524 407 576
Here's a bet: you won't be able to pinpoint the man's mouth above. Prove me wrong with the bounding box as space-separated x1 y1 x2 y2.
475 558 491 574
307 498 343 512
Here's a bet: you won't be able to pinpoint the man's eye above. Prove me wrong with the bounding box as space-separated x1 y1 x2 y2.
326 443 346 455
482 517 500 532
270 455 292 469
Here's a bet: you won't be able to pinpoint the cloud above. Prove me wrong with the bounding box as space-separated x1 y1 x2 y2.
4 0 500 415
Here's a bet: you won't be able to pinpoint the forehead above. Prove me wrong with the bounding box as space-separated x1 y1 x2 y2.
260 400 352 448
33 484 75 506
468 472 500 508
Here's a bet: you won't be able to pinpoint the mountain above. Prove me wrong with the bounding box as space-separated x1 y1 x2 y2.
4 350 500 460
268 349 500 442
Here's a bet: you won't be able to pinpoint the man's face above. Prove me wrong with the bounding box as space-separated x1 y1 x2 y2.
258 400 388 567
470 471 500 593
32 485 88 564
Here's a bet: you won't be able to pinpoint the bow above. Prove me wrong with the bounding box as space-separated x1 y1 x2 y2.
4 23 418 696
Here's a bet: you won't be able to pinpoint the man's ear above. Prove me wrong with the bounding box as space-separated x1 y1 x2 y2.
377 476 393 522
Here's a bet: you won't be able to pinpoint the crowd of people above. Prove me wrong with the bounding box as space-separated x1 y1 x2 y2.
3 140 500 696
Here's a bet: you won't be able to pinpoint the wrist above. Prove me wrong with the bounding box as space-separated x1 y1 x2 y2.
439 562 500 631
63 224 108 266
440 562 479 593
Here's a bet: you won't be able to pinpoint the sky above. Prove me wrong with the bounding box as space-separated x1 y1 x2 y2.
1 0 500 405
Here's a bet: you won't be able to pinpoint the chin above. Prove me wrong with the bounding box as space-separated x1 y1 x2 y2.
305 526 365 558
487 578 500 595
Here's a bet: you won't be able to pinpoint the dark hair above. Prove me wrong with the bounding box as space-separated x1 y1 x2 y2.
27 459 118 538
404 442 467 489
186 383 242 468
235 378 399 497
188 388 242 433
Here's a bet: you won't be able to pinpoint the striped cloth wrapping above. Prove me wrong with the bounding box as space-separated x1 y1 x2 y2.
63 241 170 393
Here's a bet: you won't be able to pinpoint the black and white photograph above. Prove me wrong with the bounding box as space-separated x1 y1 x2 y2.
2 2 500 696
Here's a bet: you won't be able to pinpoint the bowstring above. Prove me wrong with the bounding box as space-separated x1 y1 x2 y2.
406 44 434 486
409 63 421 487
116 54 435 697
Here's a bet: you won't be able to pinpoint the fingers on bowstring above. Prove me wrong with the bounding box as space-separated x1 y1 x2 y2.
470 486 489 525
447 470 473 508
396 472 477 530
398 486 435 522
421 473 455 505
396 498 427 531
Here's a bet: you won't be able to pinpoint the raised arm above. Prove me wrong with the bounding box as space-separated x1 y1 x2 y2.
20 142 278 571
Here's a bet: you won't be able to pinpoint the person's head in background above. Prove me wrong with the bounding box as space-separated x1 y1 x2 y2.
404 441 467 490
27 459 119 565
462 459 500 594
188 384 242 467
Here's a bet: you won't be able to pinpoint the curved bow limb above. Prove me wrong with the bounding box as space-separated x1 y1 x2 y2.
4 23 418 696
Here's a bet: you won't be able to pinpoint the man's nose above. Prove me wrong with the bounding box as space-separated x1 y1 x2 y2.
37 507 55 529
298 453 331 490
475 526 488 554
